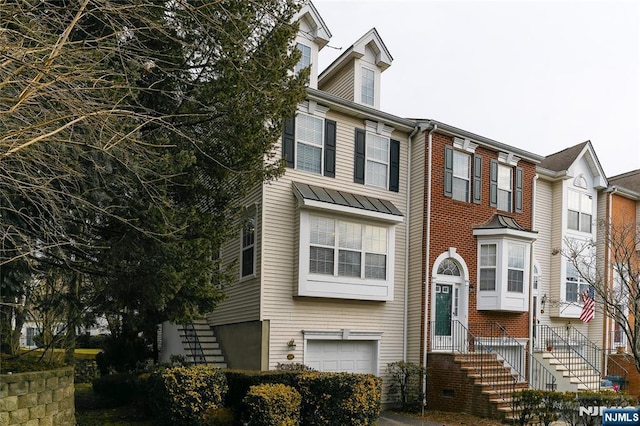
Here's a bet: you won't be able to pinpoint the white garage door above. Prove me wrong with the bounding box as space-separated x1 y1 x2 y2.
306 340 376 374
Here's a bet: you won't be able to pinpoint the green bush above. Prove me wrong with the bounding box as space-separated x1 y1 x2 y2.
243 383 301 426
146 365 228 426
297 372 381 426
201 407 234 426
224 369 301 419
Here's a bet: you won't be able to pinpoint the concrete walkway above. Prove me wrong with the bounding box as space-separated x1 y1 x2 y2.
377 411 443 426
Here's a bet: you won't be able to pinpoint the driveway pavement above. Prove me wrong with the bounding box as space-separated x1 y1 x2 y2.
377 411 443 426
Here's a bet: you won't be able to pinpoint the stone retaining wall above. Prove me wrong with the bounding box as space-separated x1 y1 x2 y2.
0 366 75 426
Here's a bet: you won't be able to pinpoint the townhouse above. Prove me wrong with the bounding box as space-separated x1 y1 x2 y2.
165 3 416 400
157 0 636 418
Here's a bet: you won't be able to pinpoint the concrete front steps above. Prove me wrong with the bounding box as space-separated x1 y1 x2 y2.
540 350 600 391
455 353 528 422
178 319 227 368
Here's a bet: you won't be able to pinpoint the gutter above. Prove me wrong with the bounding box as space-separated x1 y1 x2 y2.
423 119 544 164
306 88 415 132
404 125 420 362
422 122 437 413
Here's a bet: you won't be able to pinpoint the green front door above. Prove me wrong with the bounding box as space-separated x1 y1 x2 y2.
435 284 452 336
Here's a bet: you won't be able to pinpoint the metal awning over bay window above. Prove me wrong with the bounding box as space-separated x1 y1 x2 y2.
293 182 403 301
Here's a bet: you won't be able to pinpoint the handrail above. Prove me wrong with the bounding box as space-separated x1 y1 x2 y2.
491 323 557 392
605 354 629 391
538 325 600 391
182 322 206 365
430 320 518 403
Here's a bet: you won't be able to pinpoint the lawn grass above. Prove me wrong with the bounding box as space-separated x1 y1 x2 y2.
75 383 154 426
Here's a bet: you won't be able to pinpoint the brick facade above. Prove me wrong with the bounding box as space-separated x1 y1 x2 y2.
427 353 506 420
421 132 537 361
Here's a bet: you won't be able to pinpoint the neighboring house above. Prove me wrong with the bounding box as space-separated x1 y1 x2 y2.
534 141 608 391
603 169 640 353
160 2 415 402
407 120 543 418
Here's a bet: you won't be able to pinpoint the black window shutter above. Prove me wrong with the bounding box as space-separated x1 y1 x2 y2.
283 116 295 168
489 159 498 207
515 166 524 213
389 139 400 192
324 119 336 178
473 154 482 204
354 128 366 184
444 145 453 198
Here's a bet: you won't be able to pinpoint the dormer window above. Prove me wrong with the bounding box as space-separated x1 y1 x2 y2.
361 67 375 106
295 43 312 74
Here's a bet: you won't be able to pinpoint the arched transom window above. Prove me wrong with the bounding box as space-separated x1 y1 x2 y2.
437 259 461 276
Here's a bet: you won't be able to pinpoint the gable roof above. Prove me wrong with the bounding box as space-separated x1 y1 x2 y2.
537 140 608 188
538 141 589 172
294 1 331 49
318 28 392 84
608 169 640 198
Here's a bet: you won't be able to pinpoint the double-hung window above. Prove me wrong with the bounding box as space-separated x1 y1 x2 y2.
296 113 323 174
361 67 375 106
295 43 311 74
497 165 513 211
479 243 497 291
565 263 590 303
507 243 525 292
452 151 471 202
241 215 256 278
444 141 481 203
354 121 400 192
568 190 592 233
282 103 336 177
309 215 388 280
366 133 390 188
490 157 523 213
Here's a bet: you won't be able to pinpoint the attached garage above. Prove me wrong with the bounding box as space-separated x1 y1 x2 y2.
305 340 377 374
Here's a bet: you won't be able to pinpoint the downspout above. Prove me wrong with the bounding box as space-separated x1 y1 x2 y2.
529 175 538 365
404 125 419 361
605 189 617 365
422 122 437 414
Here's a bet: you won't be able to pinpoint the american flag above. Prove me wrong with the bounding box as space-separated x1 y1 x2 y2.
580 287 595 323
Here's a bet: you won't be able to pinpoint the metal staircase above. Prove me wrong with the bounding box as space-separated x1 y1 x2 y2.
179 319 226 367
536 325 601 391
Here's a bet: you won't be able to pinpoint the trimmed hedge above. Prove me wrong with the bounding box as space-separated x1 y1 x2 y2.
297 372 382 426
147 365 228 426
224 369 382 426
225 369 300 420
243 383 301 426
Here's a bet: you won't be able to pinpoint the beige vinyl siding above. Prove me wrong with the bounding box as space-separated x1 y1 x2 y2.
207 185 263 326
549 180 564 312
318 63 355 102
533 178 553 328
406 132 425 363
587 190 608 347
261 110 408 401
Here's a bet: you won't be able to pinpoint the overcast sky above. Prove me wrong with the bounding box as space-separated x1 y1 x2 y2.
313 0 640 178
